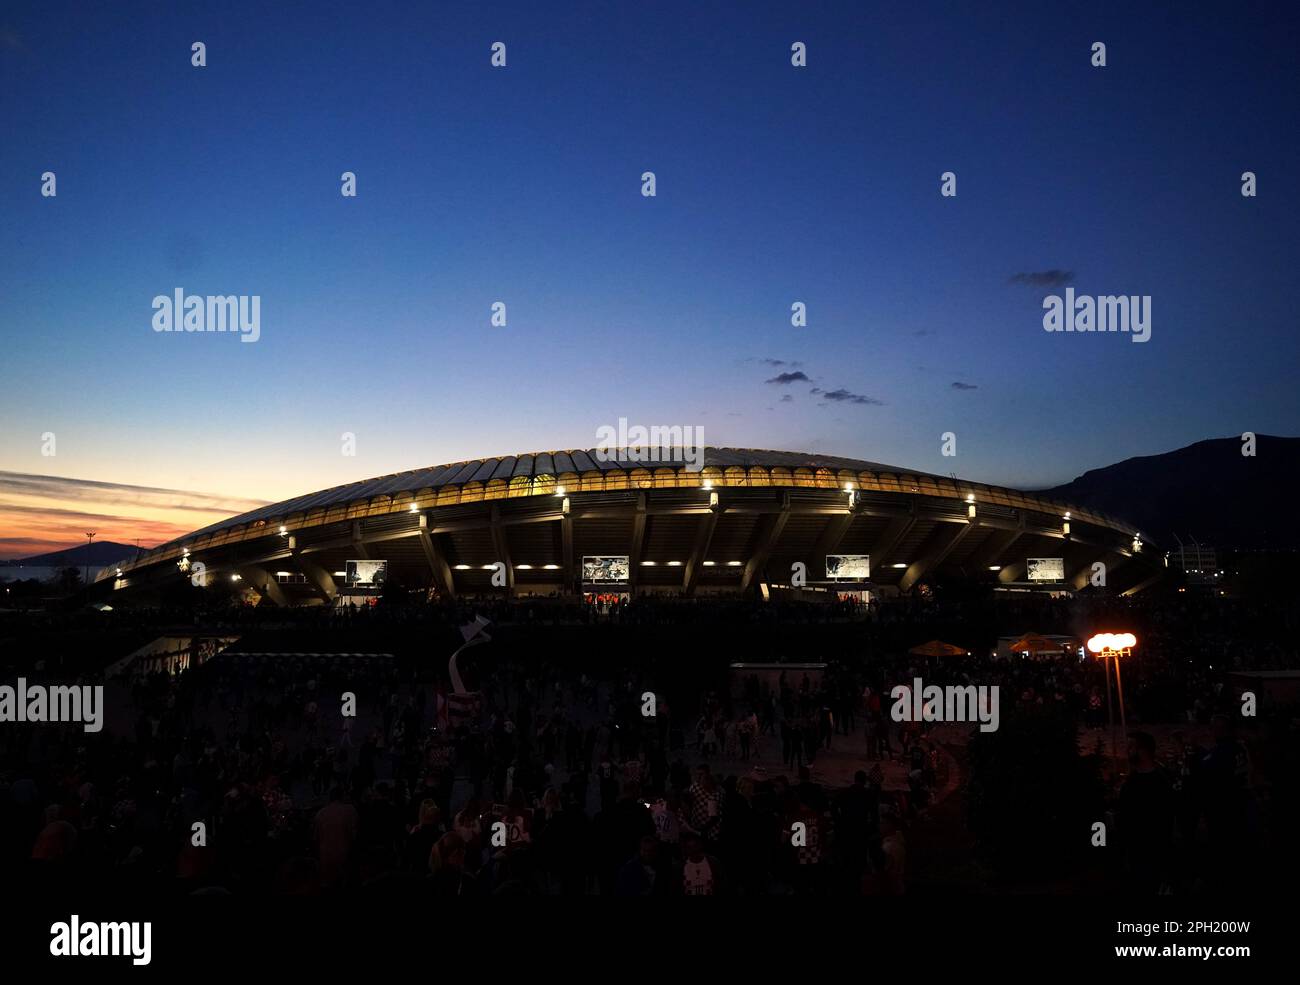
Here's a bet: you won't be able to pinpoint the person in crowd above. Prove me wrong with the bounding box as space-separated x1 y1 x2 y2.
616 834 663 896
879 809 906 895
405 799 445 873
427 831 477 897
680 833 721 896
312 786 359 890
1118 731 1175 894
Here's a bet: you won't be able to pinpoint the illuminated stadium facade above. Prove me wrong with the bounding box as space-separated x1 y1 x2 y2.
99 449 1162 604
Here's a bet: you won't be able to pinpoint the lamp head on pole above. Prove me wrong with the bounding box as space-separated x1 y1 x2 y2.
1087 632 1137 657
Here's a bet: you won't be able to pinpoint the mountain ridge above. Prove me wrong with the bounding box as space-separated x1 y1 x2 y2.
1 541 143 567
1038 434 1298 550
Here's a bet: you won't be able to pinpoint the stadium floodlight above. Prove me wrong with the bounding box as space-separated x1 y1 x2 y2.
454 564 471 570
988 565 1001 571
641 561 656 566
543 564 560 570
703 561 716 567
667 561 682 567
516 564 533 569
892 563 907 569
727 561 742 566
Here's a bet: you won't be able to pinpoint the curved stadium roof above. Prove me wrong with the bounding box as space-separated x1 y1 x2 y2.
168 446 1141 546
98 452 1159 597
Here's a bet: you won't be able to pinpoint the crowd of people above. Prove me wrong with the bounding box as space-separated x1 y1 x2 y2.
0 588 1295 897
2 646 912 897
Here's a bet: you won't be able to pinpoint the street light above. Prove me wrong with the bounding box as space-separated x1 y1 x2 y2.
1088 632 1137 773
84 531 96 589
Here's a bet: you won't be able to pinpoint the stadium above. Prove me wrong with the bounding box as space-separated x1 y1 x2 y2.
98 448 1162 605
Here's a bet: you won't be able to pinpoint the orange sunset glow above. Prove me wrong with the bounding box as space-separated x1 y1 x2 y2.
0 471 268 560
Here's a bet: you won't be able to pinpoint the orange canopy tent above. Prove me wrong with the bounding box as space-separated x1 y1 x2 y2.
909 640 969 657
1009 633 1074 654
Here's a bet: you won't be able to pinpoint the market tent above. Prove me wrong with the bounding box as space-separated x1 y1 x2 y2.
1009 633 1075 654
909 640 969 657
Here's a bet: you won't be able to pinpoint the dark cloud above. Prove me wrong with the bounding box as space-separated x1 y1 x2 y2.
0 471 269 514
755 357 803 368
1008 269 1074 288
0 471 275 559
815 388 884 406
766 371 810 385
951 381 978 390
779 394 793 403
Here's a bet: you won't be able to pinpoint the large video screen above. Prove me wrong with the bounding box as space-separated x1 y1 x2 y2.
582 555 630 583
346 559 388 587
826 554 871 580
1026 557 1065 582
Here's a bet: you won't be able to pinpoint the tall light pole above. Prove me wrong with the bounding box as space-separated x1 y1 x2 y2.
1088 633 1136 775
84 531 96 591
1101 652 1115 761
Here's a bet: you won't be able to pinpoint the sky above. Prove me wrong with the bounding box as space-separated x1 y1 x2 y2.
2 1 1298 558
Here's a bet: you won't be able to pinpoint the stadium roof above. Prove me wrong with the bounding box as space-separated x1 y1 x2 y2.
187 448 921 535
175 447 1132 543
103 447 1159 598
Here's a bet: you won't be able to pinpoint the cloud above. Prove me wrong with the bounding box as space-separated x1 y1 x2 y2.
751 357 803 368
780 394 793 403
1009 269 1074 288
766 371 810 385
811 387 884 406
0 471 268 515
951 381 978 390
0 472 271 560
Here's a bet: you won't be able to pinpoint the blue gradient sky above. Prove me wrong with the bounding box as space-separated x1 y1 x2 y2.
1 1 1297 552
